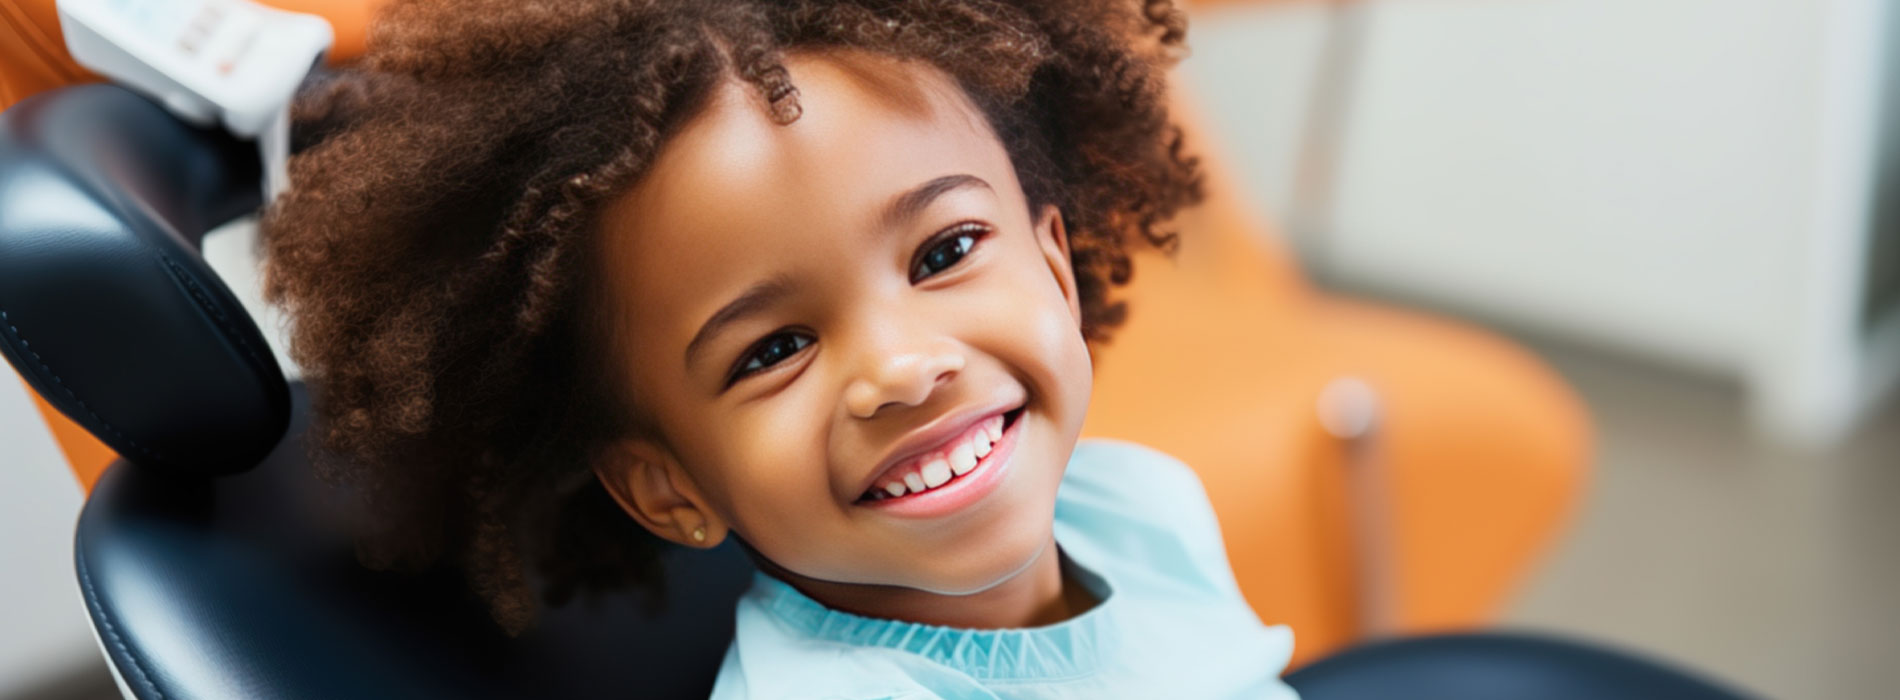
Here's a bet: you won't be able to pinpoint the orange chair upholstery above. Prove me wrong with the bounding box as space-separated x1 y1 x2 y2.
3 0 1591 669
1082 89 1592 665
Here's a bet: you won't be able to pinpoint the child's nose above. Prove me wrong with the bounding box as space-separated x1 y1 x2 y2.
842 339 965 420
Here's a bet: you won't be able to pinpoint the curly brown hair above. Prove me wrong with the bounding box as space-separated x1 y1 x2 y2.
259 0 1201 633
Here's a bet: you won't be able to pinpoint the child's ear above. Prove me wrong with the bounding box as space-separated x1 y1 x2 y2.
1033 205 1082 325
593 439 729 549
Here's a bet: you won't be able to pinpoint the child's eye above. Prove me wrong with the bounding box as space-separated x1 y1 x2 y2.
909 223 990 283
728 331 814 386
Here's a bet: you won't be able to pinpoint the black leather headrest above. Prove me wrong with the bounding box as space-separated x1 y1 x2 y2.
77 382 755 699
0 84 289 477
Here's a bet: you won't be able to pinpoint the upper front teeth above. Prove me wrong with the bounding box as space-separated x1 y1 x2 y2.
871 413 1007 500
948 442 976 476
922 459 952 488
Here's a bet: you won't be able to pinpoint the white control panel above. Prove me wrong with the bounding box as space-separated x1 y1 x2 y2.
57 0 334 199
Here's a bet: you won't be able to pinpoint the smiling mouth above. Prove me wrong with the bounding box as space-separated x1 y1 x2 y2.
857 407 1024 504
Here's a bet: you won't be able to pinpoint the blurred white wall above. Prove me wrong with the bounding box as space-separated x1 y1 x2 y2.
1185 0 1894 447
1178 1 1331 230
0 372 96 694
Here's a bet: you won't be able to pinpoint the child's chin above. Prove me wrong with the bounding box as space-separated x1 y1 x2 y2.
903 529 1055 597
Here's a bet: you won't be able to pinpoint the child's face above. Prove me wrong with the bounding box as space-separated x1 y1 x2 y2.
592 50 1094 596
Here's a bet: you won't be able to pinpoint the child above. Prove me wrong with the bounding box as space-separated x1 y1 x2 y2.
260 0 1298 697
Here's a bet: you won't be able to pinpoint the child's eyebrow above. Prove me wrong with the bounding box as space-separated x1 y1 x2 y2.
880 174 992 232
683 174 994 370
685 274 793 368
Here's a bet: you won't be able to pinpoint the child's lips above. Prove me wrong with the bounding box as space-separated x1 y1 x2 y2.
855 407 1024 518
854 400 1023 499
858 408 1018 502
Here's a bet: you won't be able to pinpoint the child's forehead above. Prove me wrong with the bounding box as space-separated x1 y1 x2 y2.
595 51 1026 337
633 51 1000 210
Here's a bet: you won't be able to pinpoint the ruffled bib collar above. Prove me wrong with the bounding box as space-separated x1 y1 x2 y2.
747 549 1119 683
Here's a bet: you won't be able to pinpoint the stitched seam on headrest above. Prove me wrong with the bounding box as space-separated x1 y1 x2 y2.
77 544 166 699
0 310 172 467
155 252 273 378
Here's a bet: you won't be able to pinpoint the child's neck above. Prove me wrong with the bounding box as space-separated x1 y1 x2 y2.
762 537 1098 629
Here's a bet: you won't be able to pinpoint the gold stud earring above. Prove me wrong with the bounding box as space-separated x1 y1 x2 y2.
691 525 707 543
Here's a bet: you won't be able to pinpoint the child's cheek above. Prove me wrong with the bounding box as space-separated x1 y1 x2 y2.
977 248 1094 439
699 388 838 536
